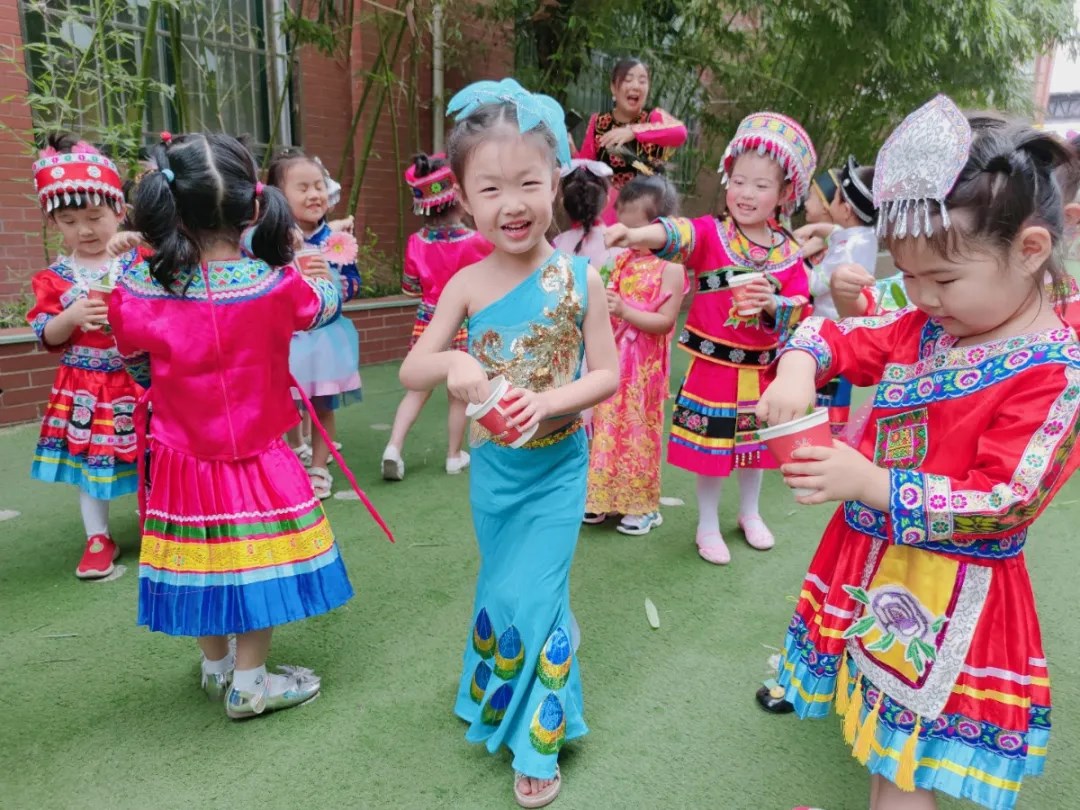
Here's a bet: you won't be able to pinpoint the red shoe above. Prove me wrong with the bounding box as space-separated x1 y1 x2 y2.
75 534 119 579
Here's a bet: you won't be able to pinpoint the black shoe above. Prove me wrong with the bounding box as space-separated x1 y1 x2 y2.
755 684 795 714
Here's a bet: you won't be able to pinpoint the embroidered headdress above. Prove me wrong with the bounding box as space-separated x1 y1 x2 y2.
447 78 572 167
721 112 817 214
33 141 124 215
559 158 613 179
837 156 875 224
873 95 972 238
404 154 457 215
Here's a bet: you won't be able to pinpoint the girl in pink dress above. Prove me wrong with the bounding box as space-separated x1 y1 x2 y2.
552 159 623 275
110 133 388 720
382 153 492 480
574 58 688 224
607 111 816 565
584 176 686 535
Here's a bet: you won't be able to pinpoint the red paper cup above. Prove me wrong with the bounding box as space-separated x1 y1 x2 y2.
466 375 539 448
88 282 113 302
758 408 833 498
727 271 765 315
295 248 323 274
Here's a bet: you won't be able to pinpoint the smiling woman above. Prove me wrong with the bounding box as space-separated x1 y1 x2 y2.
574 58 688 224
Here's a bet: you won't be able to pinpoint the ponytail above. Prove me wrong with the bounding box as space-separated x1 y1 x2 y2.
249 183 296 269
134 143 200 291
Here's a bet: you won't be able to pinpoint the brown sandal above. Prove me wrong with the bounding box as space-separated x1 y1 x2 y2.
514 767 561 808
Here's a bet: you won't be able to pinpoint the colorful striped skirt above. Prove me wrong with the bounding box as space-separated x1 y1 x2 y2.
31 365 139 500
668 356 777 476
776 507 1048 810
411 301 468 352
138 438 353 636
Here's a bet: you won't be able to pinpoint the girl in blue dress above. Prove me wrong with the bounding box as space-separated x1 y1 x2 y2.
399 79 618 808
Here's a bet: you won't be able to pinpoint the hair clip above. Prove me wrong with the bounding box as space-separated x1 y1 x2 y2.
254 181 264 196
160 131 173 145
160 168 175 183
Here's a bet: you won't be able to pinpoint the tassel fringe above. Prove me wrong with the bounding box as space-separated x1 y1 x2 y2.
895 715 922 792
853 688 884 765
834 651 850 718
843 671 863 746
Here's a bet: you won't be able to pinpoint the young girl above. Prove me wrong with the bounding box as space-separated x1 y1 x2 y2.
26 134 141 579
268 147 363 498
399 78 618 808
796 157 879 435
762 98 1080 810
552 159 623 275
110 133 365 719
606 111 817 565
583 176 685 535
382 152 492 480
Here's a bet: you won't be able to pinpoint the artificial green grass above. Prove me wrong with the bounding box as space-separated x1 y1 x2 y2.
1 356 1078 810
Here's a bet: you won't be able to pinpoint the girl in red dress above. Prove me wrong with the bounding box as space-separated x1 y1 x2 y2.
761 98 1080 810
26 133 141 579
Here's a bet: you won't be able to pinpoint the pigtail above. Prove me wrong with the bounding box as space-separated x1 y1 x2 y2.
134 142 200 291
561 168 609 253
249 183 296 269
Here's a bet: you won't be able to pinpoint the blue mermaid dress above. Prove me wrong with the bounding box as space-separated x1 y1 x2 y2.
453 251 590 779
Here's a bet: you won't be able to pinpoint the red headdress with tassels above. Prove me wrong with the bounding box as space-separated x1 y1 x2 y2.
33 141 125 215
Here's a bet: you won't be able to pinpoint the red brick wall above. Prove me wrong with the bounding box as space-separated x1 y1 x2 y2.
0 298 417 426
0 1 44 300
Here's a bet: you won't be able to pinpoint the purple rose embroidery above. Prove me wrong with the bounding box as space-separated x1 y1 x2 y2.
870 588 933 645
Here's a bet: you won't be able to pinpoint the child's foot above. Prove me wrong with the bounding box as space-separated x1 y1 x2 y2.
445 451 471 475
225 665 321 719
616 512 663 536
292 443 313 467
382 445 405 481
696 530 730 565
308 467 333 499
739 515 775 550
514 767 561 808
201 658 234 702
582 512 607 524
75 534 119 579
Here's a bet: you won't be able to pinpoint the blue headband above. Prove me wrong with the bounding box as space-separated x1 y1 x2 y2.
447 78 571 167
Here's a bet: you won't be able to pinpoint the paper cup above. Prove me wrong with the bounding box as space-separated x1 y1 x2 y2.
465 375 539 449
727 271 766 315
88 282 114 302
758 408 832 499
295 248 323 274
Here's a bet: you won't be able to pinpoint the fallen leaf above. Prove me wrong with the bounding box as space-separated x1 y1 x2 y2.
644 598 660 629
0 509 19 521
659 497 684 507
92 564 127 583
369 423 391 431
333 490 361 500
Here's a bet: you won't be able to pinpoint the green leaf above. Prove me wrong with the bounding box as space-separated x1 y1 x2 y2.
843 615 877 639
644 598 660 630
843 585 871 605
891 283 908 308
865 632 896 652
930 616 945 633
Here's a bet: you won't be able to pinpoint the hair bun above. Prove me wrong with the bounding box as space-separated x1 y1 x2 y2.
984 154 1013 175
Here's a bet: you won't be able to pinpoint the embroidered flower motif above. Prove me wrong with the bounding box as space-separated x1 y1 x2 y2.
699 339 716 356
883 385 905 403
322 232 358 265
899 483 922 508
995 731 1024 752
678 329 690 344
706 273 722 290
72 405 92 425
112 414 134 433
957 720 981 739
729 348 745 363
758 352 771 365
928 493 947 510
843 584 944 676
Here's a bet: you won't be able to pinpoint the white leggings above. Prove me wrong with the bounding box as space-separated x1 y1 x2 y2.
78 491 110 538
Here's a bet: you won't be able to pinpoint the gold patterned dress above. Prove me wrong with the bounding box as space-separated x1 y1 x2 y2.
453 251 590 779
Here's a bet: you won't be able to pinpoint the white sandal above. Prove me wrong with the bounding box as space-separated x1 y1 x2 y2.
308 466 332 500
514 767 561 808
292 443 313 467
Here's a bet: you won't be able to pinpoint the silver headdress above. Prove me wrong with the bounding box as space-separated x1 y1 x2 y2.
873 95 972 238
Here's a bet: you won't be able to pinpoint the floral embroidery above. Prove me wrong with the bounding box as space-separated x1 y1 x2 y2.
844 501 888 540
844 584 945 676
420 224 475 243
873 409 929 469
61 343 123 373
780 317 833 376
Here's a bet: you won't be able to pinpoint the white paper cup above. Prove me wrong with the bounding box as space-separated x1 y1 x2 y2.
727 271 766 315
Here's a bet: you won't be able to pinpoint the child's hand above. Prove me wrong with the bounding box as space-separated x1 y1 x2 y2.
792 224 819 243
605 289 625 318
782 441 887 505
756 375 816 429
447 352 491 404
799 236 827 261
831 264 875 311
298 254 332 282
66 298 109 331
107 231 143 258
501 388 551 432
740 278 776 314
605 223 631 248
328 216 355 234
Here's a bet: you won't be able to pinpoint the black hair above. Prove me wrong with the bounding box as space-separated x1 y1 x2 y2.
560 167 609 253
447 102 558 189
884 117 1078 308
611 57 648 89
266 145 322 190
411 152 456 219
43 132 106 214
133 132 295 292
1057 134 1080 205
617 174 678 221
